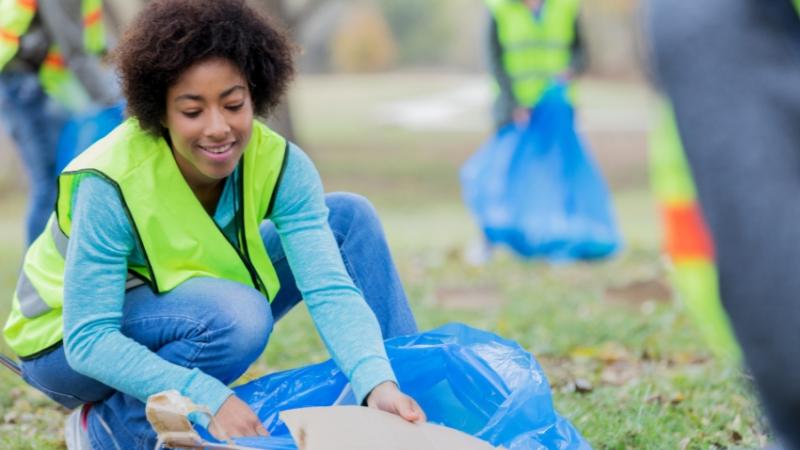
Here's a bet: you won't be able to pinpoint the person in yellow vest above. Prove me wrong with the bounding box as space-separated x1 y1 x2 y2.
1 0 425 448
486 0 586 129
464 0 586 265
0 0 120 245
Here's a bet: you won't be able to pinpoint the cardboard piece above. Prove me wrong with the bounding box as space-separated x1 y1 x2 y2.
281 406 504 450
145 390 249 450
145 391 504 450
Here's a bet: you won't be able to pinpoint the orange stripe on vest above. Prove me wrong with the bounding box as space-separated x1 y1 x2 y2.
18 0 36 11
0 29 20 44
84 9 102 27
662 202 715 261
44 51 66 69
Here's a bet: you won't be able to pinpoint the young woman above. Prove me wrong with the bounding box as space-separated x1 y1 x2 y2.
2 0 425 448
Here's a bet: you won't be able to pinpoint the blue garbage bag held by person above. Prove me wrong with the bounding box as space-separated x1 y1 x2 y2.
461 84 621 261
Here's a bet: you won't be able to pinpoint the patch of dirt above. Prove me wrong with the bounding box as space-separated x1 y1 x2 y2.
604 277 672 305
434 285 505 311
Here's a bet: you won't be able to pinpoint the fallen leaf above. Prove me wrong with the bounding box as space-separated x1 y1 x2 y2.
670 392 685 405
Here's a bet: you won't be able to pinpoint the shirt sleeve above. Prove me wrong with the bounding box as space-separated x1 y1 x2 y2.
62 175 232 426
268 144 397 404
36 0 121 106
570 16 588 75
486 11 517 109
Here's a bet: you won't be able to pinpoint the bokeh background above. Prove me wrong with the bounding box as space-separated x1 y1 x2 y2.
0 1 769 449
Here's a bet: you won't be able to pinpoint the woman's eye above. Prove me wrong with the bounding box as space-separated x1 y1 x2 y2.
182 110 201 118
226 103 244 111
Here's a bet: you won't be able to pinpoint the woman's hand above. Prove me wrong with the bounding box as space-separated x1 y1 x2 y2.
512 107 531 126
366 381 427 424
209 395 268 441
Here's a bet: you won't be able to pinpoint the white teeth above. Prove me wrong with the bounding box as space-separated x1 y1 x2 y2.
200 143 233 154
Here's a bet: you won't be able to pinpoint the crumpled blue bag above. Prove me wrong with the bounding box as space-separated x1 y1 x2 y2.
461 85 621 260
200 323 591 449
55 102 125 175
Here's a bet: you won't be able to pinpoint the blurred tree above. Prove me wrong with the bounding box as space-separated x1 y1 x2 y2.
331 4 397 72
377 0 456 66
250 0 331 142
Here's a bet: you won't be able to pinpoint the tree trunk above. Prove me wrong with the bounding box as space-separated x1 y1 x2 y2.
251 0 297 142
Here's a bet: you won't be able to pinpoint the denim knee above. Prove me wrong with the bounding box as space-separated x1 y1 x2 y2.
201 281 273 365
326 192 381 240
144 278 274 381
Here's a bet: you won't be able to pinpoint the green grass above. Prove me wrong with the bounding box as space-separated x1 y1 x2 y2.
0 74 768 449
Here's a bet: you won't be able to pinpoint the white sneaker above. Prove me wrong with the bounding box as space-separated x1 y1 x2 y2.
64 405 92 450
464 238 493 266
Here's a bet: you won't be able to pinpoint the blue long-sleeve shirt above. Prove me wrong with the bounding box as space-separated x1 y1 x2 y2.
62 143 396 425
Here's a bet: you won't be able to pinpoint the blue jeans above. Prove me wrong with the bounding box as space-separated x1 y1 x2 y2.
0 71 70 245
20 192 417 450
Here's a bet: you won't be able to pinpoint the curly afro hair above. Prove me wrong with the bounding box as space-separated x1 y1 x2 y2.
113 0 296 135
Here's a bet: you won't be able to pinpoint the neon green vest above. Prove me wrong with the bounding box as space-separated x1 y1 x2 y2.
3 119 286 357
488 0 580 107
0 0 107 111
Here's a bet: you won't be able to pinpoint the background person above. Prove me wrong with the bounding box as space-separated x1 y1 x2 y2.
0 0 121 245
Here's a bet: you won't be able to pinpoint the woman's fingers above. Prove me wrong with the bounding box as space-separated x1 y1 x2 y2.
366 381 427 424
210 395 270 440
399 396 426 423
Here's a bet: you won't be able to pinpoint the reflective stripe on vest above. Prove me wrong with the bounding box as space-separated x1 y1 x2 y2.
38 45 93 111
50 217 69 257
3 119 286 357
16 270 52 318
0 0 37 69
82 0 104 53
488 0 579 107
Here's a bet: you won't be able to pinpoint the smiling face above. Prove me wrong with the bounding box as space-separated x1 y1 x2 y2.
164 57 253 192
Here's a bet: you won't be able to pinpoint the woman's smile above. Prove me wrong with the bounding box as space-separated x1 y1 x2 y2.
198 140 237 159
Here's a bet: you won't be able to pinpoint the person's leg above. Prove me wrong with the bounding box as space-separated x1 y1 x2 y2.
85 278 273 450
264 192 417 338
645 1 800 448
0 71 69 244
20 347 115 410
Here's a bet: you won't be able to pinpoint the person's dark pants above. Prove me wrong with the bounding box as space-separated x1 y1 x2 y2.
645 1 800 448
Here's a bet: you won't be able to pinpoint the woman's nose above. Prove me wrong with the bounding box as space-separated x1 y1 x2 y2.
205 108 231 138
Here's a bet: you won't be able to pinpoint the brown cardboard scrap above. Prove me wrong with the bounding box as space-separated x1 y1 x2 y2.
145 390 250 450
281 406 504 450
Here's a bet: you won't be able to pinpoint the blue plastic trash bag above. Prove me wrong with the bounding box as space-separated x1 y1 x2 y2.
198 323 591 449
55 102 125 175
461 85 621 260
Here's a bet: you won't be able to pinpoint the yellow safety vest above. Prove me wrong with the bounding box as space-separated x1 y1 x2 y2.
3 119 287 357
650 102 739 361
0 0 107 111
488 0 580 108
